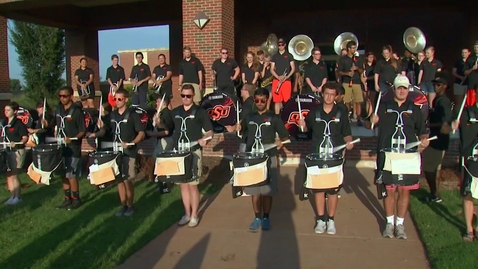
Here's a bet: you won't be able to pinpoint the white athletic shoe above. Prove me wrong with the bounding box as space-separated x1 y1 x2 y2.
4 197 14 205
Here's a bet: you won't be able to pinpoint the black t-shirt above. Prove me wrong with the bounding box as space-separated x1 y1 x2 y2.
55 104 86 158
109 108 144 158
428 95 452 151
420 59 443 83
74 67 95 92
241 111 289 155
454 59 467 84
374 59 406 84
170 104 213 151
338 55 363 84
152 64 173 89
304 60 328 93
106 65 126 87
459 105 478 156
212 58 239 87
2 118 27 149
241 97 255 121
129 63 151 92
465 55 478 89
242 63 259 84
33 113 54 144
157 108 174 138
304 104 351 151
271 51 294 81
179 57 204 84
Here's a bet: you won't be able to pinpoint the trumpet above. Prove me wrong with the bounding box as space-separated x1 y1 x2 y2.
274 69 288 94
132 75 138 93
153 75 165 94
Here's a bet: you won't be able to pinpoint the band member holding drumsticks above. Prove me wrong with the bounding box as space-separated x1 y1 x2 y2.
106 54 126 107
422 72 452 203
225 83 256 135
28 100 54 145
304 47 328 96
95 89 145 216
211 48 240 95
2 102 28 205
74 58 95 108
228 88 290 230
418 46 443 107
169 84 214 227
241 51 260 87
129 52 151 106
298 82 353 234
44 86 86 210
152 54 173 109
370 75 429 239
271 38 295 115
178 46 204 105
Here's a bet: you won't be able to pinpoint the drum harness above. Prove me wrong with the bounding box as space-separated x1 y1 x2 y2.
249 120 271 154
175 107 198 151
54 105 80 146
79 79 91 97
110 109 134 153
315 109 341 158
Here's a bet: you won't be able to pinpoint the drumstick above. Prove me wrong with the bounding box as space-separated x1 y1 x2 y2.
236 100 240 137
153 94 166 128
101 141 135 148
41 97 46 129
0 142 23 146
404 136 438 150
371 91 382 129
189 136 213 147
297 95 304 132
453 94 468 134
45 137 78 143
332 138 361 153
263 139 291 151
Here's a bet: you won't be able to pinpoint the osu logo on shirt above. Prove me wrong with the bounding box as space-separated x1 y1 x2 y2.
16 115 30 125
207 105 231 121
287 109 310 126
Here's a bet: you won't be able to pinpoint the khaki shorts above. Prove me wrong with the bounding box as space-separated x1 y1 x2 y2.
6 149 25 173
121 156 136 181
342 83 364 103
182 83 203 103
176 148 202 185
422 147 445 172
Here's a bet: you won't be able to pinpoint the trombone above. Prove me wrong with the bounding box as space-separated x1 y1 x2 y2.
274 69 288 94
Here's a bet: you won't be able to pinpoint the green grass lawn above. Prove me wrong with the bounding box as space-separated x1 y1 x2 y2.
0 172 223 269
410 189 478 269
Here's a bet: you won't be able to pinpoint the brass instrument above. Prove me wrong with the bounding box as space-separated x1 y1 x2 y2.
274 69 288 94
288 34 314 61
260 33 279 57
260 74 274 88
403 27 426 54
333 32 359 56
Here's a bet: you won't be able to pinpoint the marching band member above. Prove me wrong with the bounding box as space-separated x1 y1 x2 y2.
211 48 240 95
260 54 273 109
374 45 406 93
45 86 86 210
304 47 328 96
271 38 295 115
229 88 289 231
225 83 256 136
452 48 470 103
418 46 443 107
74 58 95 108
87 102 113 149
370 75 429 239
28 100 54 145
178 46 204 105
337 41 363 121
298 82 353 234
464 41 478 105
106 54 126 107
129 52 151 106
151 54 173 110
241 51 260 86
169 84 214 227
95 89 145 216
422 72 452 203
2 102 28 205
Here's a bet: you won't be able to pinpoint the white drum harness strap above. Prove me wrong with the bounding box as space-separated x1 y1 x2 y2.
315 109 341 157
175 107 197 151
109 110 133 153
250 120 271 154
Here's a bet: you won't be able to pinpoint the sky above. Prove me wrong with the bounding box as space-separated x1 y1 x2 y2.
7 21 170 84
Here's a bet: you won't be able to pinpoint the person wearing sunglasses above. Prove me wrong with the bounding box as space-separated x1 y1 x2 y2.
298 82 354 234
271 38 295 115
229 88 290 231
422 72 452 204
211 48 240 95
94 89 145 216
169 84 214 227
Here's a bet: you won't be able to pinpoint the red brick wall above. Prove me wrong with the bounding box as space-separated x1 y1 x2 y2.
0 16 9 93
182 0 234 88
65 29 100 93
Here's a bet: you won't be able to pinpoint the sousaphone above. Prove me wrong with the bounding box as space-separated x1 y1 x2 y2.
288 34 314 61
403 27 426 54
260 33 279 57
333 32 359 55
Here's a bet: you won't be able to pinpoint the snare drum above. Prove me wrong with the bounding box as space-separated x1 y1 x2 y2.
281 94 321 140
28 143 63 185
380 148 420 186
200 91 239 133
88 151 122 189
231 152 269 187
304 153 344 190
155 150 194 183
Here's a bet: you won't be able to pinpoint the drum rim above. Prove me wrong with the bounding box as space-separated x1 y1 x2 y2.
305 152 344 161
89 150 120 157
233 152 268 158
159 149 190 155
380 147 418 153
33 143 60 152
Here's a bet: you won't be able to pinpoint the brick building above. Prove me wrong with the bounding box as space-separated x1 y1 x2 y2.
0 0 475 162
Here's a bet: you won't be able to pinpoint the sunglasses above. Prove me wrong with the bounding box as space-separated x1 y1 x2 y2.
278 44 285 47
181 94 193 99
58 94 70 98
221 52 228 54
254 98 267 104
434 83 443 87
114 97 124 101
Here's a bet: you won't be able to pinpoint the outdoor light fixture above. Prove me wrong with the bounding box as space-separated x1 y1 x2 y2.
193 11 210 29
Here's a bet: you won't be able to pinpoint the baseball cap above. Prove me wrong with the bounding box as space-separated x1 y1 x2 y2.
277 38 286 45
431 77 447 84
393 75 410 89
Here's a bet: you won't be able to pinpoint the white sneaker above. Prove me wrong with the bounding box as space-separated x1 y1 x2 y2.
178 215 190 226
326 219 336 235
314 220 326 234
188 216 199 227
10 197 22 205
4 197 14 205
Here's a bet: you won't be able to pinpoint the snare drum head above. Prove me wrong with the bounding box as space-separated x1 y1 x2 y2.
382 88 429 120
201 91 239 133
282 94 321 140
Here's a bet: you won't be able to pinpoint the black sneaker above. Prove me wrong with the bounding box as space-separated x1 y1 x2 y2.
426 195 443 203
115 206 128 217
123 207 135 216
160 182 170 194
56 199 71 209
68 199 82 210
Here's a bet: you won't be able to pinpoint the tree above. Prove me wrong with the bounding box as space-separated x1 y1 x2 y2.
10 78 22 91
9 21 65 99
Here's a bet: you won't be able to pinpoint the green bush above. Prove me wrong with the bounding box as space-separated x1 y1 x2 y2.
11 91 59 111
123 85 158 108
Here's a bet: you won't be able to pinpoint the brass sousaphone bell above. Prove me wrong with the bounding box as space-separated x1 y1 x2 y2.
333 32 359 55
288 34 314 61
260 33 279 57
403 27 426 54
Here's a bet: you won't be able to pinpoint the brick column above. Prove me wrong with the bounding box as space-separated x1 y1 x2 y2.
182 0 234 90
65 29 100 97
0 16 9 93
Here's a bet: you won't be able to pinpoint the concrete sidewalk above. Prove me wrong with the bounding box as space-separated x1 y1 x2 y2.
116 167 429 269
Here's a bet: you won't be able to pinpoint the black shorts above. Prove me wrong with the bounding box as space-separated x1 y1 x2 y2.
311 185 342 195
